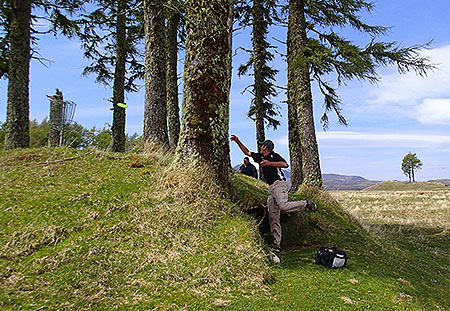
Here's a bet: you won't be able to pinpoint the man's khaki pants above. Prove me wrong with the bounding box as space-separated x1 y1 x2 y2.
268 180 307 245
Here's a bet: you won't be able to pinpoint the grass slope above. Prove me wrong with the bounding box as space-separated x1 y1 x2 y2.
236 184 449 310
1 147 449 310
0 147 268 310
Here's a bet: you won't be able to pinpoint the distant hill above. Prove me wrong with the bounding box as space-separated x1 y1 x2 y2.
428 179 450 186
322 173 380 190
233 165 450 191
233 167 380 190
364 180 449 191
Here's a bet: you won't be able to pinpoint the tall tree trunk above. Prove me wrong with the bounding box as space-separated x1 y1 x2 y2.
143 0 169 145
111 0 127 152
5 0 32 150
412 168 415 182
252 0 269 182
287 0 304 191
177 0 231 189
287 95 303 192
252 0 265 148
225 0 233 145
224 0 233 176
166 4 180 148
48 89 63 147
288 0 322 187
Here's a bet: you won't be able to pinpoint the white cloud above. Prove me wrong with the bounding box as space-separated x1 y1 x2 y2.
416 98 450 125
275 131 450 149
361 43 450 119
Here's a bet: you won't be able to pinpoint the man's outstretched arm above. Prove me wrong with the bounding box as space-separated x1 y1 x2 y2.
230 135 251 156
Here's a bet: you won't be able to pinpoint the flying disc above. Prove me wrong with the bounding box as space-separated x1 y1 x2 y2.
117 103 128 108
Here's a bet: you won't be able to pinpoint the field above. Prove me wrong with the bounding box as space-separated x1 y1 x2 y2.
329 188 450 310
1 147 449 310
331 188 450 231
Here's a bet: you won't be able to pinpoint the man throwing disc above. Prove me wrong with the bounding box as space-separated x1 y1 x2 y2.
231 135 317 256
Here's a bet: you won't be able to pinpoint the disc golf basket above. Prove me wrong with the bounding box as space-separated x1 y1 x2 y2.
48 89 77 147
60 101 76 145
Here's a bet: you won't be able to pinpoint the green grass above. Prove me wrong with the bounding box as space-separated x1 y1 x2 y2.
0 147 268 310
1 148 449 310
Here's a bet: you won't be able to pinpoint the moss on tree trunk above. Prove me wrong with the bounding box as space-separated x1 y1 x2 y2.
5 0 32 150
166 4 181 149
143 0 169 146
288 0 322 188
111 0 127 152
287 95 303 192
177 0 232 189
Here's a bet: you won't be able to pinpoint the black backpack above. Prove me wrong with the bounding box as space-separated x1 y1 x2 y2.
315 247 347 268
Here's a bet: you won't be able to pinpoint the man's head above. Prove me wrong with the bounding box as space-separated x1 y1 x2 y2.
259 140 274 154
243 157 250 165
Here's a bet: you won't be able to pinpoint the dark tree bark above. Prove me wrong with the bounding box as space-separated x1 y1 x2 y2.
177 0 232 189
226 1 233 97
287 0 303 192
252 0 265 148
111 0 127 152
166 4 180 149
5 0 32 150
287 94 303 191
288 0 322 187
143 0 169 146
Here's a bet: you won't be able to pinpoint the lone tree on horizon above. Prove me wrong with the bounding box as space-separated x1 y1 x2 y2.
402 152 423 182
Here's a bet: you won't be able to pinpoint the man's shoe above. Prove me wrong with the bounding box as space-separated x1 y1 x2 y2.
270 252 280 264
271 243 281 254
269 243 281 264
306 200 317 212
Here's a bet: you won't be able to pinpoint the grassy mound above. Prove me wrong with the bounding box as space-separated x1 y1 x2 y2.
0 147 269 310
1 148 449 310
364 180 448 191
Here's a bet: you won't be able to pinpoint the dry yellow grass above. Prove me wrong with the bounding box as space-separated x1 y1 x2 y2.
137 143 270 294
330 189 450 231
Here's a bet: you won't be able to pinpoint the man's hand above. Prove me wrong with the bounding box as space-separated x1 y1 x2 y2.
260 159 270 167
230 134 251 156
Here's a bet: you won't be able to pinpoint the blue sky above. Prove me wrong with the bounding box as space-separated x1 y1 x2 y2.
1 0 450 181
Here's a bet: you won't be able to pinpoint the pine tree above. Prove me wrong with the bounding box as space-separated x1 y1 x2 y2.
2 0 84 150
287 0 321 189
177 0 232 189
77 0 144 153
287 0 434 190
4 0 32 149
143 0 169 146
165 0 182 148
0 1 11 79
111 0 127 152
237 0 280 150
